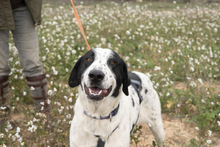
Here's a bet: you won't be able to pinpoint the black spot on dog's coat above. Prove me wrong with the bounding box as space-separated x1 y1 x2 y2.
145 89 148 94
131 96 135 107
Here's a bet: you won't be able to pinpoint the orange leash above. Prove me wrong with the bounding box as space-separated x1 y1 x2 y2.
70 0 91 51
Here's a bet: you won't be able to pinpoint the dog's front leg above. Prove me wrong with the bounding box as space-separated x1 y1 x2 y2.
104 126 131 147
70 129 98 147
70 119 98 147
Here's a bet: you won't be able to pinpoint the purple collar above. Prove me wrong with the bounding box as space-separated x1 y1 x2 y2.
84 104 120 121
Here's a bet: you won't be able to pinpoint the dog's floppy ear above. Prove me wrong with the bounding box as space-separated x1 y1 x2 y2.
122 61 130 96
68 57 82 88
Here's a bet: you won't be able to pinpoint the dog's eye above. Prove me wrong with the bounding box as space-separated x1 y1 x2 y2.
87 58 93 62
110 61 116 65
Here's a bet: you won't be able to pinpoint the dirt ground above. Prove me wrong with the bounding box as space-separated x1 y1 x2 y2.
130 114 220 147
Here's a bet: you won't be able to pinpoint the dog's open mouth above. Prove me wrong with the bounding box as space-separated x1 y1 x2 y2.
85 84 112 101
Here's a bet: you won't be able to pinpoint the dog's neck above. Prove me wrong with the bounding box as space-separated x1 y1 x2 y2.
78 87 122 118
83 104 120 121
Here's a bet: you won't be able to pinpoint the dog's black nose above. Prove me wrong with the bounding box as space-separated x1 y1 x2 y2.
89 70 105 83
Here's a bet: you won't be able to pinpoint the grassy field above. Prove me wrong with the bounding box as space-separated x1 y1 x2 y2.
0 1 219 146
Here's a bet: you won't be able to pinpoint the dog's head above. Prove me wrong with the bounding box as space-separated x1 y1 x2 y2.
69 48 130 101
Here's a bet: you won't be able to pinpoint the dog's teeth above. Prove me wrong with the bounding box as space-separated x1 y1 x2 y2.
98 90 102 95
89 88 102 95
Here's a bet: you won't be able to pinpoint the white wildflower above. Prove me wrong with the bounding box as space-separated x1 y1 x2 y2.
23 91 27 96
48 90 53 96
28 125 37 132
69 98 73 103
206 140 212 144
126 30 130 35
42 56 46 61
189 81 197 87
30 86 35 90
154 66 161 71
208 130 212 137
198 78 204 85
217 121 220 126
190 67 195 72
17 127 21 133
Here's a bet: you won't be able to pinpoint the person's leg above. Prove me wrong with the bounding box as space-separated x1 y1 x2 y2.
12 6 50 113
0 31 10 105
0 76 10 123
0 31 11 126
0 31 11 77
0 76 10 107
12 6 43 77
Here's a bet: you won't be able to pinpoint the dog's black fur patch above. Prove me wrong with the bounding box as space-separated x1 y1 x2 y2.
128 71 143 103
128 71 142 87
69 50 95 87
107 51 130 97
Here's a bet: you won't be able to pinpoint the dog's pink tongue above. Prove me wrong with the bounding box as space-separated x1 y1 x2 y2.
102 89 108 94
90 87 102 94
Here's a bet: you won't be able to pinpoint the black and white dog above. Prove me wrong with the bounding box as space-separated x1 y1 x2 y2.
68 48 165 147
